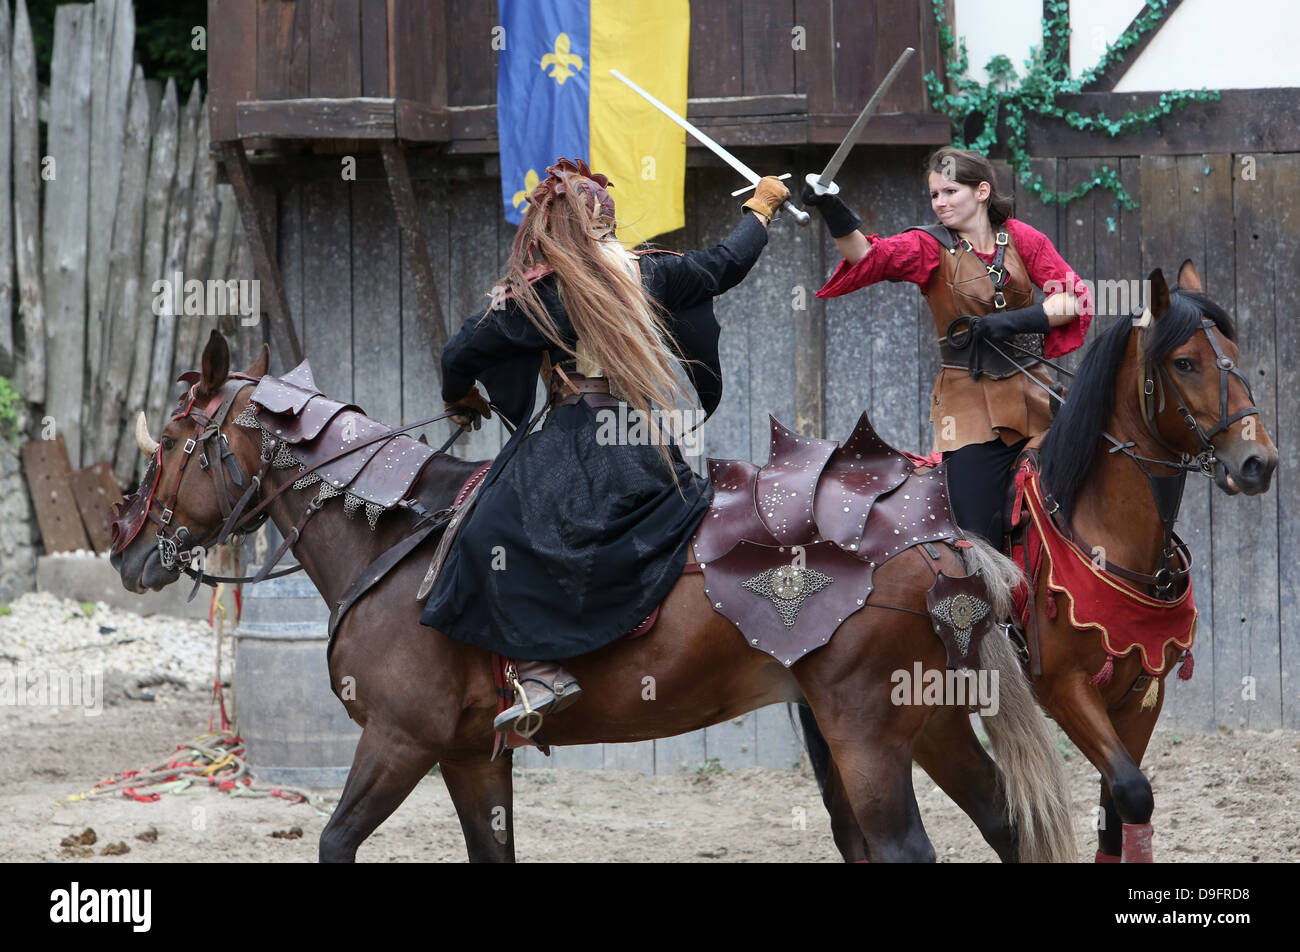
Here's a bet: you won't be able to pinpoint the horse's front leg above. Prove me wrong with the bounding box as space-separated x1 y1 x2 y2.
440 756 517 862
319 723 439 863
1044 670 1159 863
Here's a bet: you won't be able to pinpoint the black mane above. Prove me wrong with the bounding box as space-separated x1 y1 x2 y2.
1039 290 1236 519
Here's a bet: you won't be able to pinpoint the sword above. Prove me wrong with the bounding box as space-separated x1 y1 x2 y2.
805 47 915 199
609 69 810 226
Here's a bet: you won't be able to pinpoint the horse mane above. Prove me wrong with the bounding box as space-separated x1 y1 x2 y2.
1039 289 1236 520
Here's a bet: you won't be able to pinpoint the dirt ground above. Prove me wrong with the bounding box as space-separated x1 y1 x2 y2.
3 690 1297 863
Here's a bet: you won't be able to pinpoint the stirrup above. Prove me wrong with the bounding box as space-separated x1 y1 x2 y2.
506 669 544 738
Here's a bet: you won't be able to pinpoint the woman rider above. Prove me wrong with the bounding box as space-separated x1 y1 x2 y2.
421 158 791 735
803 146 1092 545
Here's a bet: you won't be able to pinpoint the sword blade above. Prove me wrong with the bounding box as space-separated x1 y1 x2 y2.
609 69 760 185
818 47 915 188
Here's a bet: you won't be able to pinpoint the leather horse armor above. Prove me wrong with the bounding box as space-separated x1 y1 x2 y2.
235 360 438 527
692 413 999 669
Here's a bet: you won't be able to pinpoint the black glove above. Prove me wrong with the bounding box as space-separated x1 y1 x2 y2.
966 304 1050 378
800 181 863 239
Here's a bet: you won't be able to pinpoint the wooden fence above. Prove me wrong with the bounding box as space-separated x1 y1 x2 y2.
1 0 251 495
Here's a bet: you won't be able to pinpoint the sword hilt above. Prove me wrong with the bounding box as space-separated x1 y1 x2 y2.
783 200 811 227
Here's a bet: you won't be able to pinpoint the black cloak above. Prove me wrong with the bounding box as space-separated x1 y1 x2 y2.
420 213 768 659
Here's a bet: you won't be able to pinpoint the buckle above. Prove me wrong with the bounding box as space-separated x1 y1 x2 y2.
993 291 1006 309
986 265 1004 281
1144 378 1155 396
995 231 1008 245
183 437 197 454
198 451 210 470
160 507 174 525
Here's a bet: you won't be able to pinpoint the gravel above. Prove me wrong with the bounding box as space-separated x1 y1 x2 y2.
0 591 225 694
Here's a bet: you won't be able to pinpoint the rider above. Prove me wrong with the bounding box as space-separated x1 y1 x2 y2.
803 146 1092 545
421 158 791 735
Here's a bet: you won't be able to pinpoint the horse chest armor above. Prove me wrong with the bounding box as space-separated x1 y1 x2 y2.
691 414 963 667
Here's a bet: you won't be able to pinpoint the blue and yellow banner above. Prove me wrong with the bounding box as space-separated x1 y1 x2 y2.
497 0 689 245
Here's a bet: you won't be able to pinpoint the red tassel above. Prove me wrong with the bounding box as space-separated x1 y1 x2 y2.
1094 850 1121 863
1090 654 1115 687
1178 649 1194 681
1044 590 1057 619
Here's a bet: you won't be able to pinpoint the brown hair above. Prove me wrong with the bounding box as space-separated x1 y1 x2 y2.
924 147 1014 226
499 162 690 472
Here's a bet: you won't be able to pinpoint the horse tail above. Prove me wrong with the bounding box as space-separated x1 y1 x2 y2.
961 536 1078 864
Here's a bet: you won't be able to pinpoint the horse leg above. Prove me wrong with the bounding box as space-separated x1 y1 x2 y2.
796 618 940 863
319 724 438 863
797 705 869 862
1049 675 1157 863
440 756 516 863
912 705 1018 862
1093 676 1164 862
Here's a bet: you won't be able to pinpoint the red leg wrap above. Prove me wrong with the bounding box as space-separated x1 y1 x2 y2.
1121 822 1154 863
1094 850 1121 863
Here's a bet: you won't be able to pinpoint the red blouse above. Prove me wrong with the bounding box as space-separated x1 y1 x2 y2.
815 218 1092 359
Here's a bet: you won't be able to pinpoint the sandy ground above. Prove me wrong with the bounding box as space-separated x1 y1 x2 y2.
3 690 1297 863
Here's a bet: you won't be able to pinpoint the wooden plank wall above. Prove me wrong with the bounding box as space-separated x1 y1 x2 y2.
0 4 257 495
259 143 1298 770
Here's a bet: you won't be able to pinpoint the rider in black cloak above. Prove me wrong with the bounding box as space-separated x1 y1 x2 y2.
420 158 790 734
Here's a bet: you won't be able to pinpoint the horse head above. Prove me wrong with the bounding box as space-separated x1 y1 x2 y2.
110 331 269 592
1138 261 1277 496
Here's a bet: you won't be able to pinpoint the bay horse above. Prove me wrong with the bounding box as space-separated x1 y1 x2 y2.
111 330 1077 863
802 261 1277 862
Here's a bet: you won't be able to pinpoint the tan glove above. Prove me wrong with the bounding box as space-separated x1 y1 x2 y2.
445 385 493 431
742 176 792 221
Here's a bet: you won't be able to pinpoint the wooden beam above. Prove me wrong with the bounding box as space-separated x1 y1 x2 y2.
1082 0 1183 92
236 97 448 140
1017 88 1300 157
379 141 447 367
218 142 303 368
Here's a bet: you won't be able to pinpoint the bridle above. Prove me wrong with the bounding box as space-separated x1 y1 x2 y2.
1137 315 1259 475
947 307 1258 597
112 374 471 599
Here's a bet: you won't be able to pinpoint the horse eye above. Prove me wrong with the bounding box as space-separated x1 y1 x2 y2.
161 437 175 451
1173 358 1194 373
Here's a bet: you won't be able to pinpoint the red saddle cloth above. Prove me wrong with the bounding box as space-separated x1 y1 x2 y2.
1010 457 1197 677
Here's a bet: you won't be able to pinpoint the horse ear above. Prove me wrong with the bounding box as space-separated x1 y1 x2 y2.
1148 268 1171 320
1177 259 1202 293
199 330 231 397
242 342 270 379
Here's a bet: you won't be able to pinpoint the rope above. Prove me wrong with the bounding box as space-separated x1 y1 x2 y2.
57 543 333 816
57 731 334 815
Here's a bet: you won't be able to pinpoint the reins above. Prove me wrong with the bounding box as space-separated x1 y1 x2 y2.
945 308 1256 596
139 377 487 597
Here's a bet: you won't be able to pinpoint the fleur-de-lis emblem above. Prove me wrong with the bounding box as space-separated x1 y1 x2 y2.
540 32 584 85
512 168 540 209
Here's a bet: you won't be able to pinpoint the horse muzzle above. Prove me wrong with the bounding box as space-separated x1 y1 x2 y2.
1214 447 1276 496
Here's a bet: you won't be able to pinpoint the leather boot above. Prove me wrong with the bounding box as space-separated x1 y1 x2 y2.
493 659 582 737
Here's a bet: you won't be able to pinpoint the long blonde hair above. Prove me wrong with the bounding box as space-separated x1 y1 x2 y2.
500 160 691 469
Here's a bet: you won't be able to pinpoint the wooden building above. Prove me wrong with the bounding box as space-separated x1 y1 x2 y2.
205 0 1300 764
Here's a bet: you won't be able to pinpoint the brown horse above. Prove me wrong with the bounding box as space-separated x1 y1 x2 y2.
111 330 1076 863
804 261 1277 862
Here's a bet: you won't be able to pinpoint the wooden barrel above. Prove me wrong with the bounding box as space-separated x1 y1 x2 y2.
234 532 361 788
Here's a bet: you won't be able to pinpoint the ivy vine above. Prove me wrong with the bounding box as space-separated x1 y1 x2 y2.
0 376 22 443
924 0 1221 208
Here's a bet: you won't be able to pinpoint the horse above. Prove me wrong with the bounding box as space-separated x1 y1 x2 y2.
110 329 1077 863
801 261 1277 862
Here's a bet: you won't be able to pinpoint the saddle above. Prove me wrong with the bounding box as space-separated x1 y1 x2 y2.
237 359 438 527
693 414 996 668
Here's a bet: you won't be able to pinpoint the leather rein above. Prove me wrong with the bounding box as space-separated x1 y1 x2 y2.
140 376 469 600
946 310 1258 597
